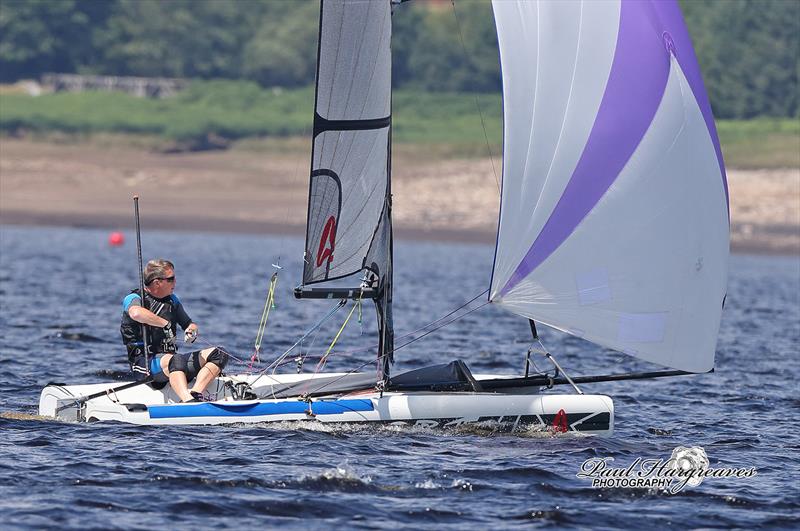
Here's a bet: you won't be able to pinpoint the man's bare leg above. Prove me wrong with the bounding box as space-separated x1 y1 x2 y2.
189 363 220 396
189 348 221 396
161 354 194 402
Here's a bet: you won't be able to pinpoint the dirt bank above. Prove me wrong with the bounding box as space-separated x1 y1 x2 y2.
1 138 797 253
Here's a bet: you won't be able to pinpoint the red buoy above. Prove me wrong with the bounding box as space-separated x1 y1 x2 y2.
109 232 125 246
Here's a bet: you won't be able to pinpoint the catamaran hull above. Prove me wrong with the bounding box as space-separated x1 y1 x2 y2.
38 374 614 435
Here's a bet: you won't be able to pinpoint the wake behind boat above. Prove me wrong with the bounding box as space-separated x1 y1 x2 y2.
39 0 728 435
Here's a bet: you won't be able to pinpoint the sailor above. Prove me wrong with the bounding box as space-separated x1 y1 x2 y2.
120 259 228 403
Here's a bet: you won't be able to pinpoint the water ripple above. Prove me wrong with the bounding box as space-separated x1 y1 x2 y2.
1 227 798 528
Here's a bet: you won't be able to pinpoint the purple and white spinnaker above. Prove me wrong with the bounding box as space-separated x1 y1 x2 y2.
489 0 729 373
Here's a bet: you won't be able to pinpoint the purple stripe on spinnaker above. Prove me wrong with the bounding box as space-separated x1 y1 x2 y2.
651 1 729 213
500 0 671 296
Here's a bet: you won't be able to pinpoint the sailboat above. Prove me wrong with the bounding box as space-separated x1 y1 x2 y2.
39 0 728 434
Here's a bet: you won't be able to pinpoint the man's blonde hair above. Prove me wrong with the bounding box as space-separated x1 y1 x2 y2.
144 259 175 285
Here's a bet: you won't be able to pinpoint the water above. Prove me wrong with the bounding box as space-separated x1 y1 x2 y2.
1 226 798 529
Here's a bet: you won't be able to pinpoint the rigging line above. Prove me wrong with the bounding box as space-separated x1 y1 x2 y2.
248 300 346 388
284 288 489 367
190 337 255 374
267 36 317 303
280 50 317 245
392 301 489 354
280 116 313 255
250 272 279 368
295 301 489 397
296 305 327 374
317 302 360 371
287 289 489 370
450 0 500 194
267 300 345 374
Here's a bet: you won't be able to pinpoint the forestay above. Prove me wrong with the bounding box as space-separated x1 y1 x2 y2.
489 0 729 373
303 0 393 286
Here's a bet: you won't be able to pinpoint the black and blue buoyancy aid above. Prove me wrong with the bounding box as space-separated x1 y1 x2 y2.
120 289 192 362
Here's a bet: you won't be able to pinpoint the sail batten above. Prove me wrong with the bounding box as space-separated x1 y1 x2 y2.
490 0 729 373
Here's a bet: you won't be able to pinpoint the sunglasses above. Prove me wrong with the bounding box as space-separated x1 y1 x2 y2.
156 276 176 283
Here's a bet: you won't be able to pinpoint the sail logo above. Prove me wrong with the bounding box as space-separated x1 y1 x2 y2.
577 446 757 494
316 215 337 267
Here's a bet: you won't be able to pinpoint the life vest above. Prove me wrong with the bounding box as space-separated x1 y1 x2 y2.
120 289 181 361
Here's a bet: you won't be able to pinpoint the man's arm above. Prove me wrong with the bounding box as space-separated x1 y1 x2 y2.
125 297 169 328
128 306 170 327
172 297 196 333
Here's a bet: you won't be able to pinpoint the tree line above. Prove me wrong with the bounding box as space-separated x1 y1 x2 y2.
0 0 797 119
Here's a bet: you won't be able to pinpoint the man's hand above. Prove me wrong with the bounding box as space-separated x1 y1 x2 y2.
162 323 176 348
184 323 198 344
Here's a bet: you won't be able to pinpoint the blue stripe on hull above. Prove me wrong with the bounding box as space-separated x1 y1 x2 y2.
148 399 374 419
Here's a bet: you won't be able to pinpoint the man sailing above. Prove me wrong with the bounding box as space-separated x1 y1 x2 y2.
120 259 228 403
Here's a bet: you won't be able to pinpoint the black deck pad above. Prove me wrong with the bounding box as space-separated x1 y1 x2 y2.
388 360 482 392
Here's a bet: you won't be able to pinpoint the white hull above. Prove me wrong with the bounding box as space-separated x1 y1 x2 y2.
39 372 614 435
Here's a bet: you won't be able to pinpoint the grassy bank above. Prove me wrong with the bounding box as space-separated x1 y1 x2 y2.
1 80 796 167
716 119 799 169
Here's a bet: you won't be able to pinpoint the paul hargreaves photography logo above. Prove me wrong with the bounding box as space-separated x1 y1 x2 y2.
576 445 757 494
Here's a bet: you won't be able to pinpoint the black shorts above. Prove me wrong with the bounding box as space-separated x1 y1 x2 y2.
130 351 203 388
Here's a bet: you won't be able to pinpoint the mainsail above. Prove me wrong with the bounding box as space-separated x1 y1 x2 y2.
489 0 729 373
302 0 393 286
300 0 394 377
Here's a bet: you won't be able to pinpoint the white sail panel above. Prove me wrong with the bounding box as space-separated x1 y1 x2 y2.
306 128 389 281
493 57 729 373
317 0 391 121
303 0 392 284
490 0 729 372
490 0 621 297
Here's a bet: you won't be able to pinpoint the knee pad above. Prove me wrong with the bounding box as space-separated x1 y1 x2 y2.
206 348 229 370
168 353 189 374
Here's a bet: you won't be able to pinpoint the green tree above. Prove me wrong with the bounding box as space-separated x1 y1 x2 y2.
391 0 424 88
241 0 318 87
0 0 797 120
681 0 799 118
94 0 262 79
402 1 499 92
0 0 111 81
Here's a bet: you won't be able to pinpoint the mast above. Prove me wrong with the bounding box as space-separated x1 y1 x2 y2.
295 0 395 382
378 130 394 382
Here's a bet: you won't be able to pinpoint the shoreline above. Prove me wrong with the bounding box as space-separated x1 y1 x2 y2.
2 211 797 256
1 137 798 255
0 210 498 245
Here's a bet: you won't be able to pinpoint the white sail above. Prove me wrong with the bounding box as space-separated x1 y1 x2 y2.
490 0 729 372
303 0 392 285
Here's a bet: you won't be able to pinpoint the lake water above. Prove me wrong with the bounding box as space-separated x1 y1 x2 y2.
1 225 798 529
